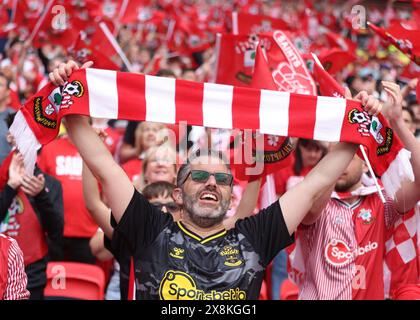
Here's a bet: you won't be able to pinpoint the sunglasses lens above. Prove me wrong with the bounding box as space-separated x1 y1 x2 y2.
191 170 210 182
153 202 179 213
215 173 232 186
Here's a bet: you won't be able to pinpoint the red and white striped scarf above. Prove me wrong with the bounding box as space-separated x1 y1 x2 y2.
10 68 414 198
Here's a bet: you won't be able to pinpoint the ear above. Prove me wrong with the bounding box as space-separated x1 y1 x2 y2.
228 193 234 210
172 188 183 206
362 161 369 174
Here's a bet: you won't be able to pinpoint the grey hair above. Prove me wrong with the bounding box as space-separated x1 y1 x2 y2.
176 149 231 187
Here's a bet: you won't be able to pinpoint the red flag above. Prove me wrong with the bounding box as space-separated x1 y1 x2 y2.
318 48 357 75
215 31 316 94
70 33 120 71
232 45 293 181
214 33 256 86
166 15 212 54
13 0 45 39
89 22 120 63
31 1 82 50
87 0 122 21
400 61 420 81
368 21 420 65
312 56 345 97
232 11 289 35
120 1 163 25
250 45 277 90
323 28 358 52
0 5 9 35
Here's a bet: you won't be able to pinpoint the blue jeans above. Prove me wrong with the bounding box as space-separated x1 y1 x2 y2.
271 249 288 300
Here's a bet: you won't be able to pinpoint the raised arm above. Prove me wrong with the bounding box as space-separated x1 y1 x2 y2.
279 142 358 235
297 90 383 226
223 178 262 230
82 161 113 238
50 61 133 223
382 81 420 212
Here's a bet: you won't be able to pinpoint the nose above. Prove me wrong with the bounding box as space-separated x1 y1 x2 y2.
205 174 217 187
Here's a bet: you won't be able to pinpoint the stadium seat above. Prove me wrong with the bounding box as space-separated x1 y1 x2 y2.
44 262 105 300
258 280 268 300
280 279 299 300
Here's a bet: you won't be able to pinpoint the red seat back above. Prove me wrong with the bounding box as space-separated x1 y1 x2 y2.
280 279 299 300
44 262 105 300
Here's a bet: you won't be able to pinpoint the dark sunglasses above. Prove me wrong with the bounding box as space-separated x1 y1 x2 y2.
186 170 233 186
152 202 180 213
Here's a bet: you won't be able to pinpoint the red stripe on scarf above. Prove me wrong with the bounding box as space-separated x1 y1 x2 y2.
288 94 317 139
175 80 204 125
232 86 260 131
117 72 147 120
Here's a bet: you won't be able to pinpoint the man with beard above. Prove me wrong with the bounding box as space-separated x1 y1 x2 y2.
289 82 420 300
50 60 381 300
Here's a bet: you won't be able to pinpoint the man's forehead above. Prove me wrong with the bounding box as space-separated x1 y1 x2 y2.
189 155 228 171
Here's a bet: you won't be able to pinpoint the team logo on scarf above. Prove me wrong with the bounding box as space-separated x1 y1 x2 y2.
357 208 375 225
60 80 85 109
348 108 371 137
33 87 61 129
370 116 393 156
33 80 84 129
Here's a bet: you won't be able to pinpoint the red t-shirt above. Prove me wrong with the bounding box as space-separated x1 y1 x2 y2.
37 136 97 238
273 155 313 196
122 158 142 183
103 127 122 156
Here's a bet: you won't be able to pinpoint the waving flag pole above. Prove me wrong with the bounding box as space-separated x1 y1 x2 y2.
311 53 386 203
99 22 133 72
27 0 55 43
113 0 129 37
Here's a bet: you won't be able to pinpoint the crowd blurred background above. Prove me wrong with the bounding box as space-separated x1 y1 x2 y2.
0 0 419 300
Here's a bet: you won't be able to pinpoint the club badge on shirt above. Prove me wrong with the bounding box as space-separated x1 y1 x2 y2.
357 208 375 225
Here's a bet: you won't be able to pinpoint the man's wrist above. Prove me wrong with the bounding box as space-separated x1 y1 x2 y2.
389 117 404 129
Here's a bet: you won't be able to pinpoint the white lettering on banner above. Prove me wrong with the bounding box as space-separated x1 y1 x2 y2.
325 239 378 266
55 156 83 176
273 33 301 68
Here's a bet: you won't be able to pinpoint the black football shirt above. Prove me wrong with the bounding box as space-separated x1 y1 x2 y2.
109 189 293 300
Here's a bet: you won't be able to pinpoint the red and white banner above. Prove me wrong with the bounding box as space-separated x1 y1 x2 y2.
10 68 414 199
215 31 316 94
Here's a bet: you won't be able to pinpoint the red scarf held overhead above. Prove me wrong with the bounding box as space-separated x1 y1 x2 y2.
9 68 413 199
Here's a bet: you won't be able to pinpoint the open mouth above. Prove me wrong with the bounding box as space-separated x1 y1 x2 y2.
199 191 219 202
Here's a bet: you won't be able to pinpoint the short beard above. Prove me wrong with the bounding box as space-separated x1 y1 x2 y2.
335 175 362 192
182 190 229 229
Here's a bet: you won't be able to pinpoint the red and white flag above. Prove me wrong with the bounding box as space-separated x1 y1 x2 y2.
368 21 420 65
384 208 419 299
215 31 316 94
